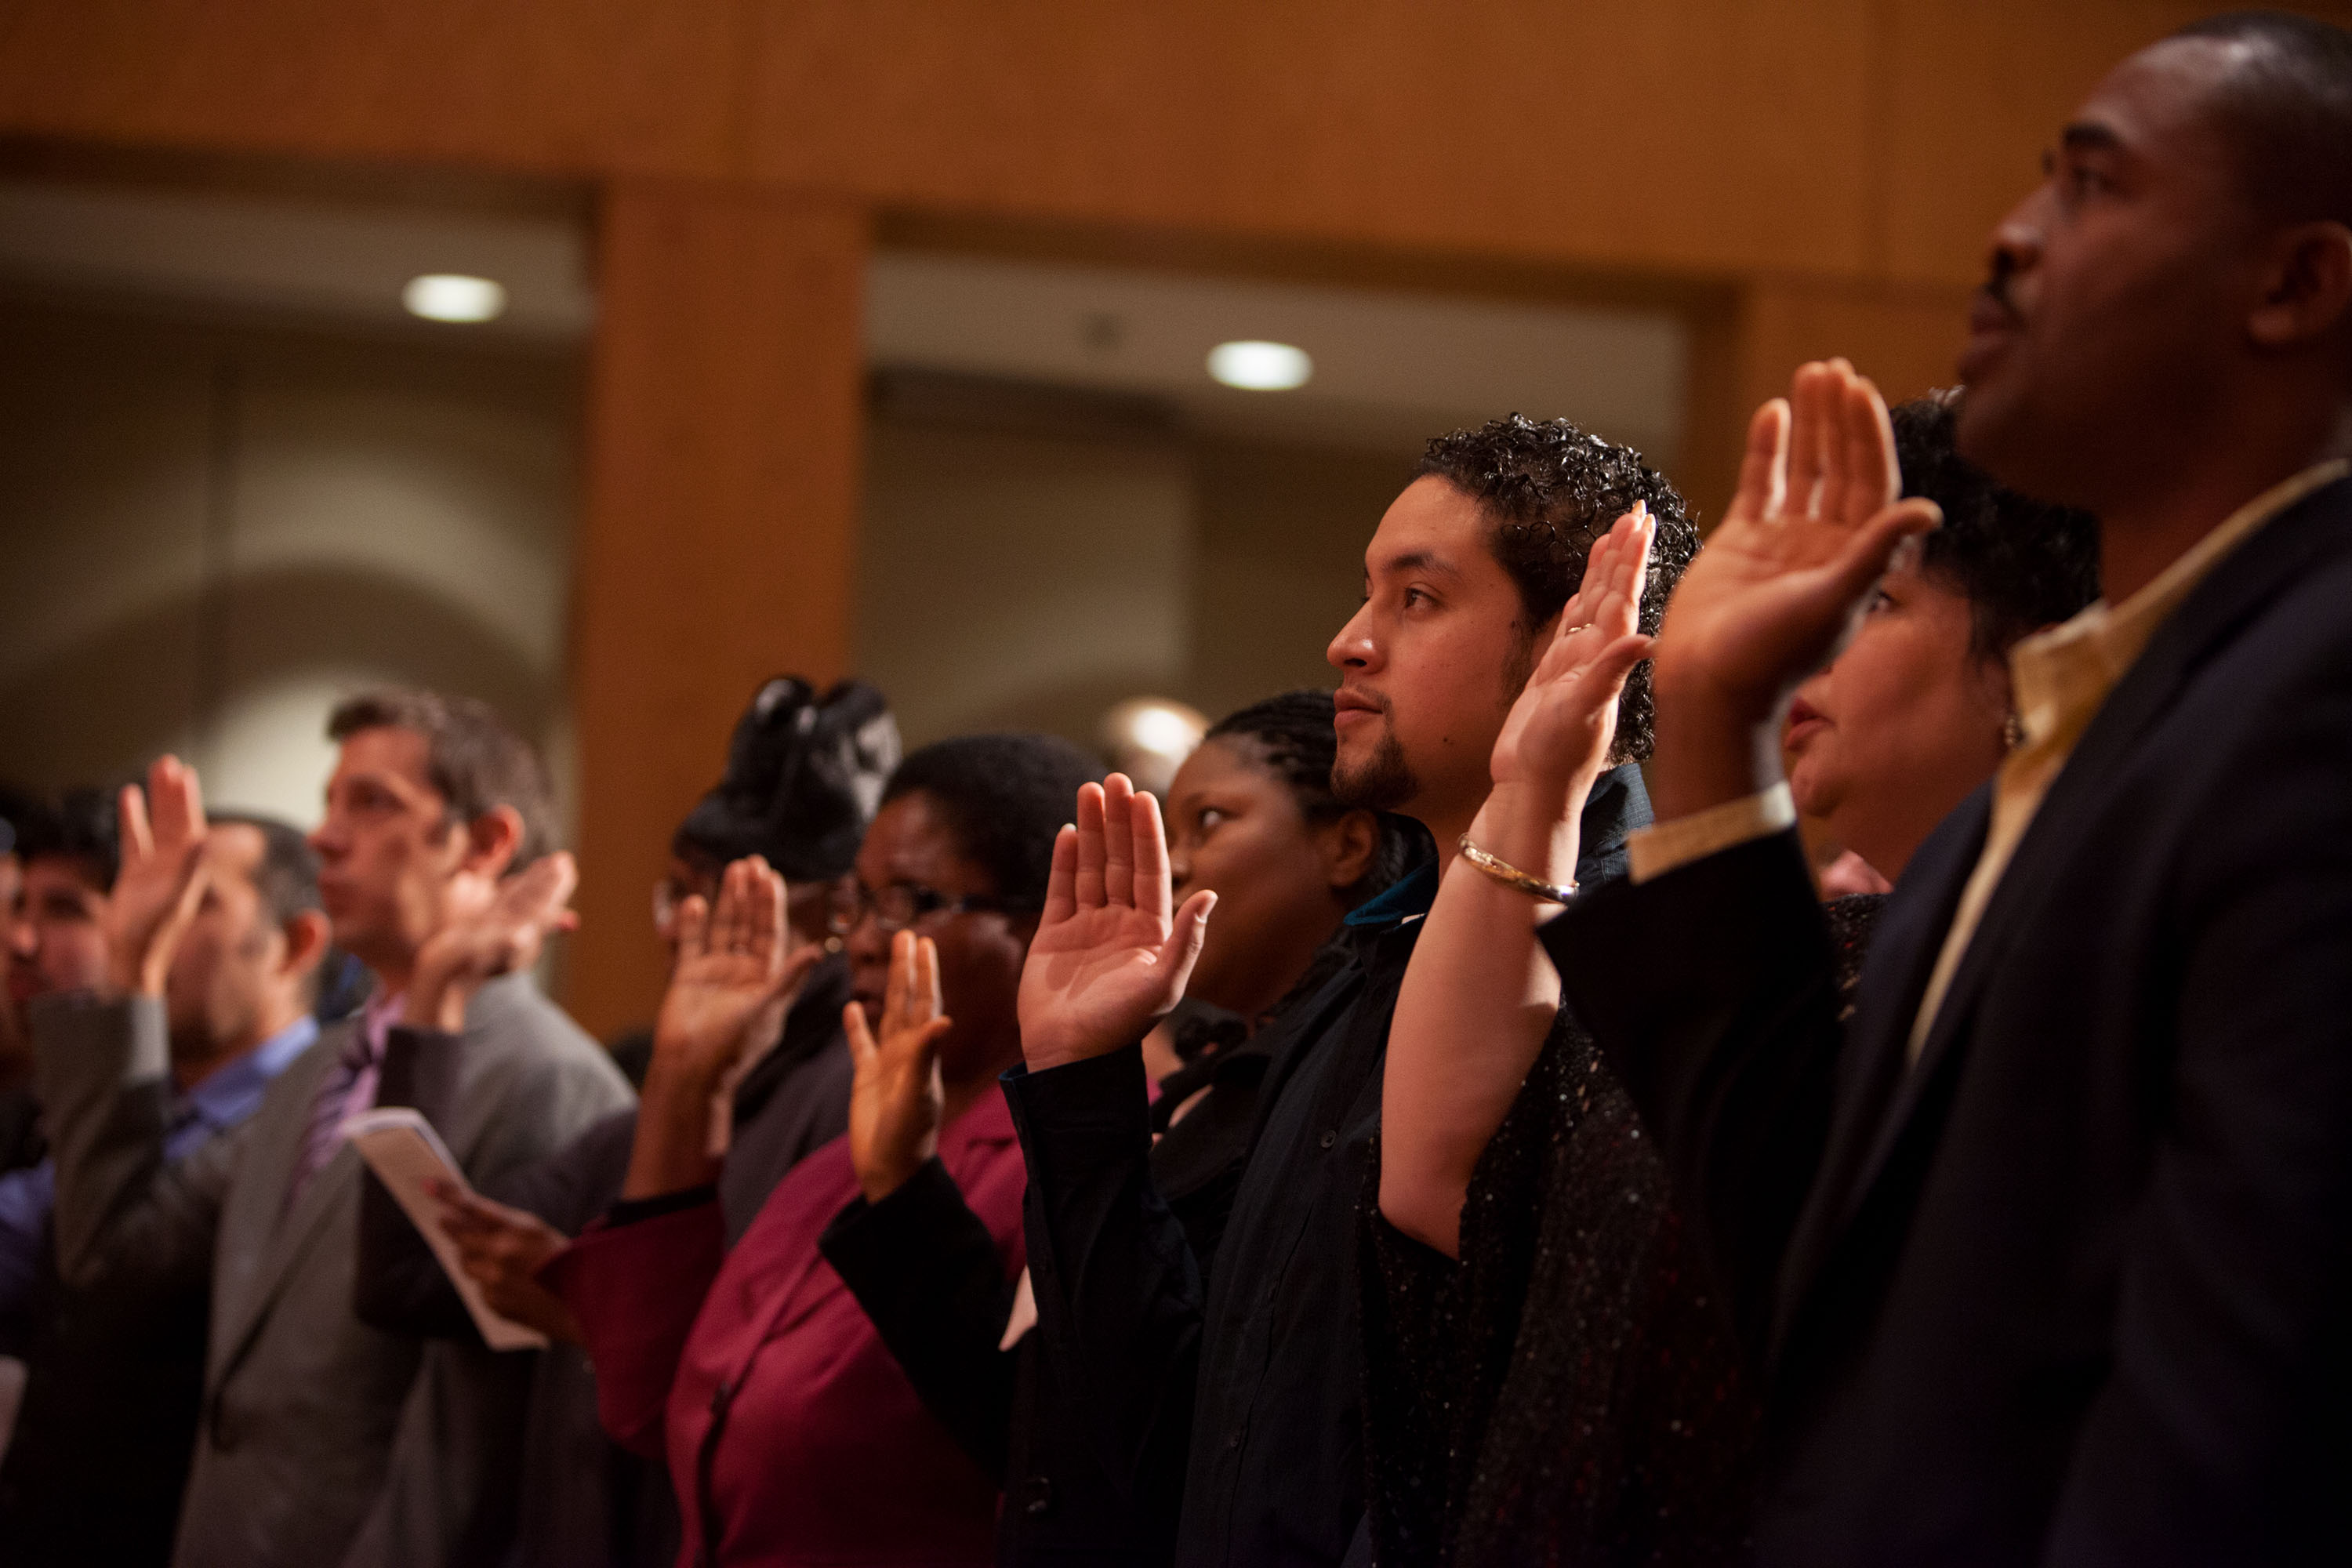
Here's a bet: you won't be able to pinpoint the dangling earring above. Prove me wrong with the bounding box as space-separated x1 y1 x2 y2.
2002 710 2027 751
822 935 844 954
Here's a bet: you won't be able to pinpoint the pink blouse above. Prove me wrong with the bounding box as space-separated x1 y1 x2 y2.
549 1090 1026 1566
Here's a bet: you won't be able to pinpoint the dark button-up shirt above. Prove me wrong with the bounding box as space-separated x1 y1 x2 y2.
1007 766 1649 1567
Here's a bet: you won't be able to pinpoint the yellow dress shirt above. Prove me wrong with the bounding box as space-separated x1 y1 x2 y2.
1627 458 2352 1065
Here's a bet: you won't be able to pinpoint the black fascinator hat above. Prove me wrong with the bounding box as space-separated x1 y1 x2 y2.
674 677 900 884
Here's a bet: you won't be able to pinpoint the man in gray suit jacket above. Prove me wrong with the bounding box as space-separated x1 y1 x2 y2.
33 693 632 1568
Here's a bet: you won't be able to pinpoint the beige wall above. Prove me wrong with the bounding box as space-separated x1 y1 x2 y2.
0 296 580 830
1189 439 1416 723
857 412 1194 750
855 384 1419 750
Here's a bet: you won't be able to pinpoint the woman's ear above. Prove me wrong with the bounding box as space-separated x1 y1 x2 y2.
1319 810 1381 895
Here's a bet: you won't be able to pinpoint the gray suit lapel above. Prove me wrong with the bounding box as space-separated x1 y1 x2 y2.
209 1021 349 1379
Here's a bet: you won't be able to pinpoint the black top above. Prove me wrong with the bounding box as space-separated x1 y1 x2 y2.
352 953 855 1568
1541 475 2352 1567
819 1010 1288 1565
1004 766 1650 1568
1359 897 1881 1565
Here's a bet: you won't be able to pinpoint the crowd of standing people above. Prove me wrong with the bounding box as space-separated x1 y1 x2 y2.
2 11 2351 1565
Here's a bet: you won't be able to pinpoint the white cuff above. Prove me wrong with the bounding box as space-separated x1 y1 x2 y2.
1627 782 1796 884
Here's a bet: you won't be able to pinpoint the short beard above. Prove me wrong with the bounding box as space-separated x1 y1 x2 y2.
1333 727 1419 811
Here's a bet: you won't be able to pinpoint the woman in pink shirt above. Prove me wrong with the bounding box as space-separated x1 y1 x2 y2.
546 736 1106 1566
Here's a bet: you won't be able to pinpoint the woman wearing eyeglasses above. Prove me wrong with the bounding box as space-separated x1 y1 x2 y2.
546 735 1105 1568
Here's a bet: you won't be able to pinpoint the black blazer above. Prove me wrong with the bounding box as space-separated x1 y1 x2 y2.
1544 474 2352 1566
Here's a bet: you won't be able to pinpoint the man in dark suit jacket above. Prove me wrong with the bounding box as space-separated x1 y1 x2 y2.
1541 15 2352 1565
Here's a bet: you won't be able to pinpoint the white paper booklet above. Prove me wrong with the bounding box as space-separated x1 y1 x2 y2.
343 1107 550 1352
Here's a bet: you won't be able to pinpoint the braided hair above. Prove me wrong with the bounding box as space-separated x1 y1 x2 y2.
1203 689 1431 909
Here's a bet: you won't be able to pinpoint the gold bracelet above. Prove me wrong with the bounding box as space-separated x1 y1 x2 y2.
1456 835 1579 904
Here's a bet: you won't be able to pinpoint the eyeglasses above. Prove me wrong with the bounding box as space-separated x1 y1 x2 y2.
829 881 1016 936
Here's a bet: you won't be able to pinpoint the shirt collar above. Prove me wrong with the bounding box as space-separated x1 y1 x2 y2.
182 1013 320 1131
2009 459 2352 750
1343 859 1439 931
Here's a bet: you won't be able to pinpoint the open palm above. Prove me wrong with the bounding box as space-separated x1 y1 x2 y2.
1490 504 1657 799
845 929 954 1201
105 755 214 996
654 856 816 1083
1018 774 1214 1073
1653 359 1941 724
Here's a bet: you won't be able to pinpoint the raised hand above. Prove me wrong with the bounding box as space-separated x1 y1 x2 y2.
844 930 955 1203
1648 359 1942 818
625 855 819 1200
405 852 580 1033
426 1180 583 1345
648 856 819 1092
105 755 214 998
1018 774 1215 1073
1490 503 1658 804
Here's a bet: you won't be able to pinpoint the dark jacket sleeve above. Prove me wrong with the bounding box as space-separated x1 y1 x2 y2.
356 1024 638 1340
1540 829 1842 1363
819 1156 1018 1478
354 1024 477 1339
1003 1046 1202 1523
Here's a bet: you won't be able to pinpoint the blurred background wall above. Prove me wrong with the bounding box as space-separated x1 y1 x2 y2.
2 0 2335 1033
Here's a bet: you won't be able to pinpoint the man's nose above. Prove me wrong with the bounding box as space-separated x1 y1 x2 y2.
1984 201 2043 296
1327 605 1377 671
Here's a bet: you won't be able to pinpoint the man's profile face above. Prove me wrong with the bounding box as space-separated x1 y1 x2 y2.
7 855 110 1022
308 726 466 971
1957 35 2267 504
162 823 289 1065
1326 476 1537 822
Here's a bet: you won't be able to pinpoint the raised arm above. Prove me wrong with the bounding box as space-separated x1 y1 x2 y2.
1378 507 1657 1255
38 756 229 1294
548 855 814 1455
1538 361 1940 1354
622 856 818 1200
1646 360 1941 822
1003 775 1215 1522
354 852 587 1340
824 929 1022 1475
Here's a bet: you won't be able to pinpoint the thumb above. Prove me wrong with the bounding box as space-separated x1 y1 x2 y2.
1829 498 1941 602
1157 890 1216 993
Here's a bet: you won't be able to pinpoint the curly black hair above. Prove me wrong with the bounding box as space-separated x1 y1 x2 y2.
1896 394 2102 661
1416 415 1698 761
1204 689 1432 907
881 734 1105 912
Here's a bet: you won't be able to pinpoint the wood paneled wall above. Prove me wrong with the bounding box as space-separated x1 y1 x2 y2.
8 0 2340 1030
570 183 866 1032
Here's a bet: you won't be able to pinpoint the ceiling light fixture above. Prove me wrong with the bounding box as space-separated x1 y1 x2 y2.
402 274 507 323
1207 339 1312 391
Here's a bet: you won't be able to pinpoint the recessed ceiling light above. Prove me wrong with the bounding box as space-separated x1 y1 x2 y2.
402 274 507 323
1207 339 1312 391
